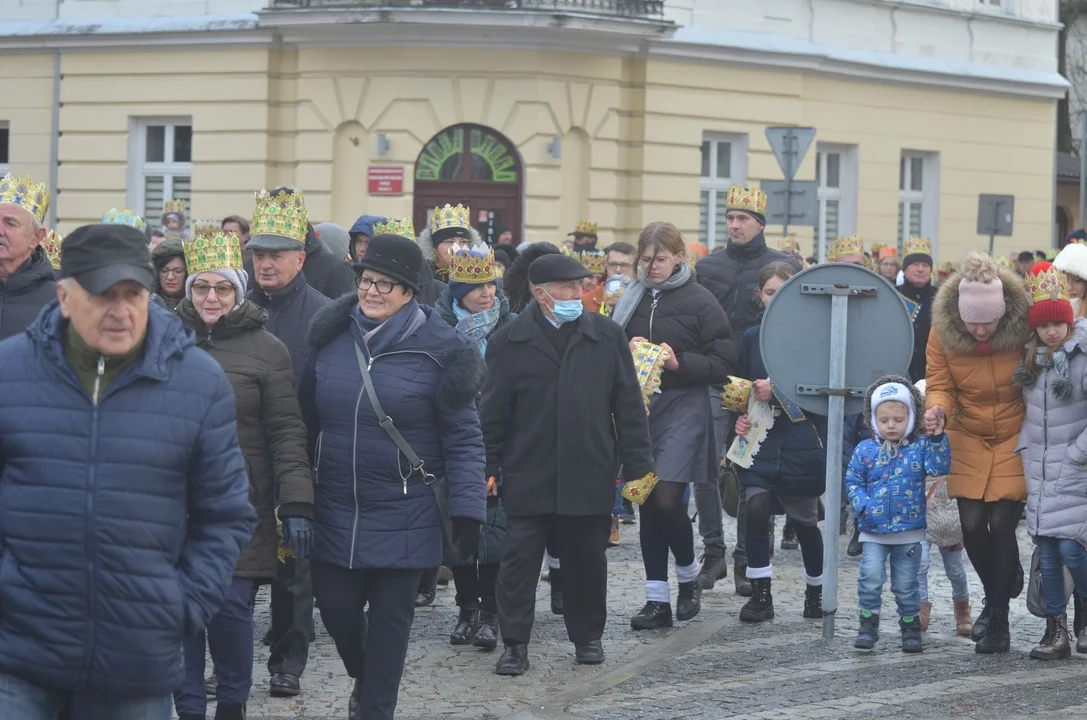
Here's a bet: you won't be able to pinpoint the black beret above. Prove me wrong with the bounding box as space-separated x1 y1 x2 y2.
528 253 592 285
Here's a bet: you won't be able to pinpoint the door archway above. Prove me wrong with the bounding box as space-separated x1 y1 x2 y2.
413 124 523 246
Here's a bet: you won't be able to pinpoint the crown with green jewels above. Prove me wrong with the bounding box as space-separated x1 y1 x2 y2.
42 230 63 270
251 187 308 245
102 208 147 233
429 204 470 234
374 218 415 241
0 173 50 225
184 231 244 276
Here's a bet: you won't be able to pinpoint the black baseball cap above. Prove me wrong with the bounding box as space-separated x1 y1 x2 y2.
528 254 592 285
59 224 155 295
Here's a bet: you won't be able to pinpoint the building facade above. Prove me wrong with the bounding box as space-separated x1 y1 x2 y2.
0 0 1066 262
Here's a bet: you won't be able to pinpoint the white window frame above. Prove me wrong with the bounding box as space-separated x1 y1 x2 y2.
699 132 748 249
0 121 9 177
814 143 858 263
898 150 940 259
126 117 193 221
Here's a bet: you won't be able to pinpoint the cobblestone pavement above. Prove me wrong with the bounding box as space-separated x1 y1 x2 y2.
213 517 1087 720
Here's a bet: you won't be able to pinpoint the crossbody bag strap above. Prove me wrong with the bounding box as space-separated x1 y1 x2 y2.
354 342 433 482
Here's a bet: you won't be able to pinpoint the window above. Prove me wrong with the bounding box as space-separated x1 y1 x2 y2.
814 144 858 263
698 133 747 249
897 151 940 255
127 118 192 221
0 123 9 176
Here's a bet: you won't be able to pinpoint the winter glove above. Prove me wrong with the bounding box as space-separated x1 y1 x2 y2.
282 517 314 560
451 517 481 565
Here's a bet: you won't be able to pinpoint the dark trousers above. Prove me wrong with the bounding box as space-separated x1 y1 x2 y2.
174 577 255 716
312 561 421 720
497 514 610 645
268 557 312 677
452 562 500 612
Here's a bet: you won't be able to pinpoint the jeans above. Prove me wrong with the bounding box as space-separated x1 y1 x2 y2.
613 481 623 517
858 541 922 618
1036 536 1087 616
0 672 171 720
175 577 255 715
700 392 729 558
918 540 970 603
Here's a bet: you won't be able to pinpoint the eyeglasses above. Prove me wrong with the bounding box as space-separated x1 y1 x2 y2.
160 267 186 277
607 261 634 272
356 276 398 294
191 282 236 298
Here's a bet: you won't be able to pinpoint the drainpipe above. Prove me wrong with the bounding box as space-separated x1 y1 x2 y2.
47 0 60 229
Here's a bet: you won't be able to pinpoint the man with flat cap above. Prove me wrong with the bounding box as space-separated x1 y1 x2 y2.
0 224 255 718
480 253 654 676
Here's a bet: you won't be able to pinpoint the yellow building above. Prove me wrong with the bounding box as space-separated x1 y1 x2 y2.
0 0 1067 264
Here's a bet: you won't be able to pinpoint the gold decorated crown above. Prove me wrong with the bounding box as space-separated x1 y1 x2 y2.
572 220 598 237
0 173 50 224
191 219 221 239
448 244 497 284
374 218 416 241
780 236 800 252
429 204 470 234
184 231 244 276
721 376 753 413
834 234 863 258
102 208 147 233
163 199 187 217
252 188 308 245
579 250 607 276
42 230 62 270
904 237 932 256
1026 263 1070 305
870 242 885 254
726 185 767 217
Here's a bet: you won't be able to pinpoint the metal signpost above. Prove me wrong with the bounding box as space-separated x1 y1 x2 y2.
762 179 819 229
764 127 816 236
761 264 914 640
977 194 1015 256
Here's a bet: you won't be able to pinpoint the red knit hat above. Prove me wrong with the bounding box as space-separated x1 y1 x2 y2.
1026 262 1074 328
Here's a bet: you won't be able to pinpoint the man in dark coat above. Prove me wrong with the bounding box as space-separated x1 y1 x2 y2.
693 185 801 595
481 253 654 676
244 188 330 698
301 223 355 299
897 237 937 383
0 174 56 340
0 224 254 713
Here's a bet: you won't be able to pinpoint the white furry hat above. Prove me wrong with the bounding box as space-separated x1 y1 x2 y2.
1054 242 1087 282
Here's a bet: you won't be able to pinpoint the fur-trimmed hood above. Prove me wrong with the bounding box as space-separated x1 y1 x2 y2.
307 292 486 408
931 256 1029 355
863 374 926 442
416 225 485 267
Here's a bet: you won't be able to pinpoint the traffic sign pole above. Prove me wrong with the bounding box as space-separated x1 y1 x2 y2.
822 292 848 640
783 134 793 237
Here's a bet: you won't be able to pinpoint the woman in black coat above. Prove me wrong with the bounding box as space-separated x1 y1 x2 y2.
610 222 736 629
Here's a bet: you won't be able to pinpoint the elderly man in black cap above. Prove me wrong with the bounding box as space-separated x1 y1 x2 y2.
0 224 254 718
480 253 654 676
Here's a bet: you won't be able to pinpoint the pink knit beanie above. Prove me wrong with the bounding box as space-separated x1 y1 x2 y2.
958 276 1005 323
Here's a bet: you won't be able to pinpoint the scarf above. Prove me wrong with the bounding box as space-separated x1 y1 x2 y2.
1034 343 1073 400
453 300 500 355
611 262 693 330
352 299 426 359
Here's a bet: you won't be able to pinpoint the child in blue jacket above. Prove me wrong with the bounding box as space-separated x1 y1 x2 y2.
846 375 951 653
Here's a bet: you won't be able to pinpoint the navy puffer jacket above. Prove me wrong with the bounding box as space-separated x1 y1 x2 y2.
300 294 487 569
0 301 255 698
736 323 828 497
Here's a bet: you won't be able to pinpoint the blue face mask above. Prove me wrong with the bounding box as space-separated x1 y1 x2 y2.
546 291 584 323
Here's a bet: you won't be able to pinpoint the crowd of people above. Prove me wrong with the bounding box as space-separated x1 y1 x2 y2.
0 168 1086 719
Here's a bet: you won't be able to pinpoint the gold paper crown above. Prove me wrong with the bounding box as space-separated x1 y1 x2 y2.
102 208 147 233
579 250 607 276
903 237 932 256
191 219 221 239
572 220 598 237
42 230 63 270
163 199 187 217
870 242 885 254
374 218 416 241
184 231 244 276
780 236 800 252
726 185 767 217
834 235 863 258
448 245 497 284
429 204 470 234
721 376 753 413
0 173 50 225
251 188 308 245
1026 263 1070 305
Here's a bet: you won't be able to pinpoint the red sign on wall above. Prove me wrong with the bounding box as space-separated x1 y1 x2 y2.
368 166 404 196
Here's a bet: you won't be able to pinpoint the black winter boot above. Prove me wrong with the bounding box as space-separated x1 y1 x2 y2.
630 601 673 630
975 604 1011 654
550 568 564 615
213 704 246 720
474 610 499 650
739 578 774 623
780 521 799 550
854 611 880 649
450 604 480 645
676 581 702 621
970 598 992 642
803 585 823 619
900 615 923 654
416 567 439 607
734 559 753 597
